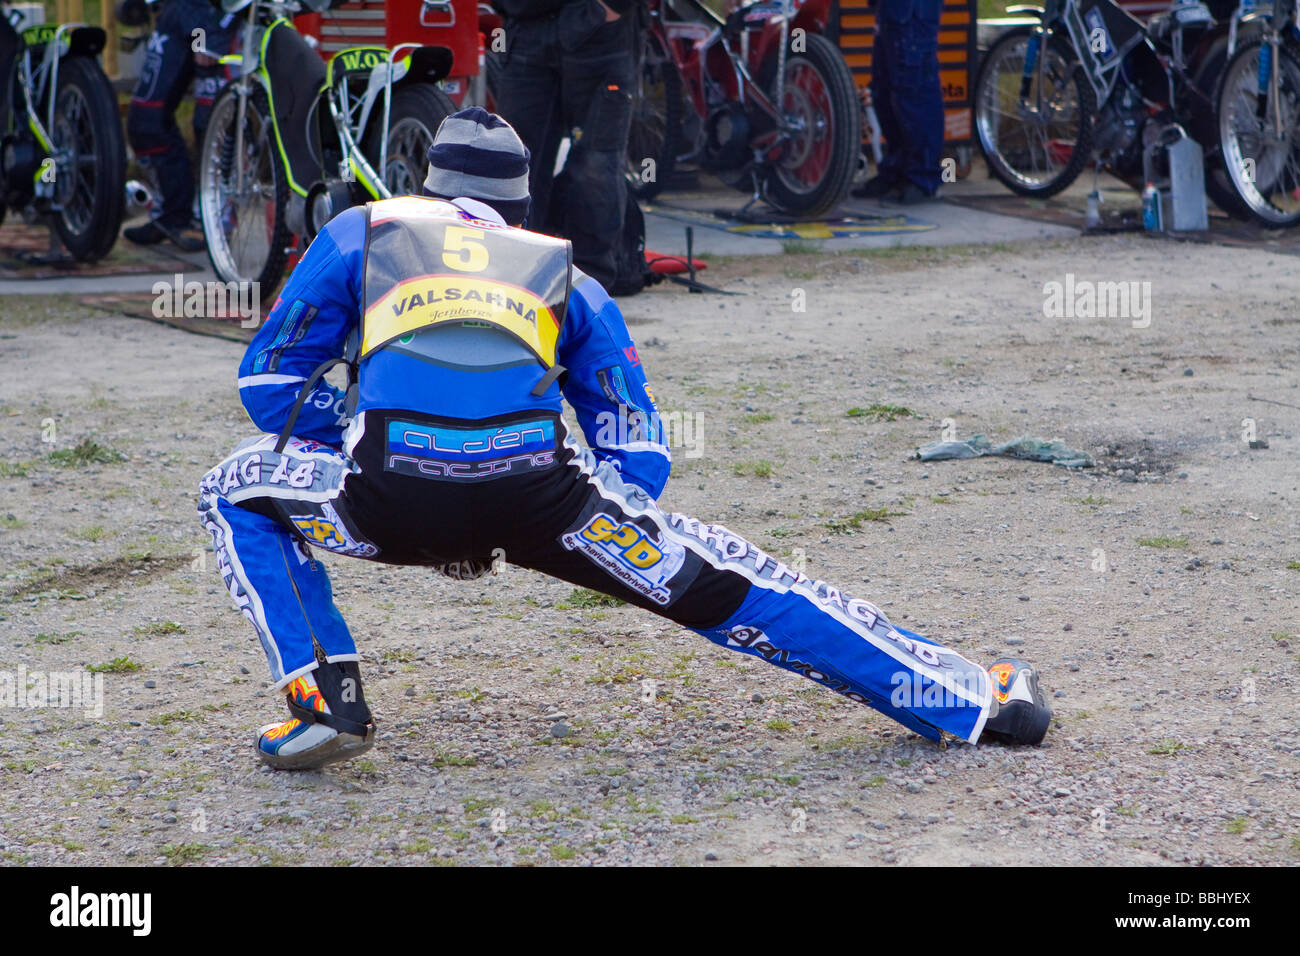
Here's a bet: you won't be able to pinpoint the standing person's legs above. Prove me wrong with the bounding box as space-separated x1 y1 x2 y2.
493 17 564 228
887 10 944 194
870 17 905 188
499 437 1048 745
555 15 635 289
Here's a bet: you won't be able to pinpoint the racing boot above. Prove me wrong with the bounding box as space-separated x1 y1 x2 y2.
979 659 1052 746
256 660 375 770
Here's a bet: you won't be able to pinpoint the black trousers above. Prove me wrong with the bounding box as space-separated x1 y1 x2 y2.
492 4 636 290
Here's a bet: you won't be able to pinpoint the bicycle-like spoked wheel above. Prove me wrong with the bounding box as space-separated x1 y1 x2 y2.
1218 38 1300 227
199 82 291 296
975 27 1094 198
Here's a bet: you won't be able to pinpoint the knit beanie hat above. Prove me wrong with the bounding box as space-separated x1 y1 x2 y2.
423 107 532 226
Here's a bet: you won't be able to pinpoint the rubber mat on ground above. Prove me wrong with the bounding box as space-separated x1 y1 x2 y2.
643 201 936 238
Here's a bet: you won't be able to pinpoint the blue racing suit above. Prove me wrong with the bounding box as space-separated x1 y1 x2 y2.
198 196 993 744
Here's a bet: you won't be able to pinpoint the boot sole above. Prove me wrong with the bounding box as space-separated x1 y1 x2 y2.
258 730 375 771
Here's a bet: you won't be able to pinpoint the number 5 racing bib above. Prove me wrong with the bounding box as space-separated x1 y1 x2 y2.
360 197 572 370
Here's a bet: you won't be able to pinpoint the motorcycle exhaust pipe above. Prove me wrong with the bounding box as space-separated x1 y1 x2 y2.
125 179 155 214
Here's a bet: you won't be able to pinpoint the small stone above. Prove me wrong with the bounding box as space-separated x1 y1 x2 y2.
404 686 416 697
704 851 719 861
1183 368 1193 376
1062 624 1073 632
1006 637 1024 646
550 721 569 739
1053 788 1071 798
750 693 764 703
144 680 156 689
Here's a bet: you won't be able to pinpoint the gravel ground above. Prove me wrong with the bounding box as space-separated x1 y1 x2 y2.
1 234 1297 867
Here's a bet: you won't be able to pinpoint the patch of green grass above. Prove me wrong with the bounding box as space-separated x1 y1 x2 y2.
1136 535 1189 549
73 525 108 542
161 843 211 865
1148 738 1189 755
559 587 624 610
765 718 792 733
47 439 125 469
733 459 774 478
669 814 699 825
0 461 31 478
429 751 477 768
0 514 27 529
550 843 577 860
741 412 775 424
846 403 915 421
928 495 954 504
34 631 80 645
1067 495 1112 507
152 710 203 725
1226 817 1249 835
133 620 185 637
87 655 140 674
781 239 823 255
826 507 909 533
1287 561 1300 571
863 775 886 788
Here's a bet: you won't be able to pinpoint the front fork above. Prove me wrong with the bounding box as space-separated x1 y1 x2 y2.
1257 33 1282 140
1020 25 1053 115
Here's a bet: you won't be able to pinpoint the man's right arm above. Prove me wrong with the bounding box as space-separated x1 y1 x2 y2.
237 206 367 446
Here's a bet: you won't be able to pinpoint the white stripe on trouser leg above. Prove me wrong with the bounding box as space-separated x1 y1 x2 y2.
202 502 285 683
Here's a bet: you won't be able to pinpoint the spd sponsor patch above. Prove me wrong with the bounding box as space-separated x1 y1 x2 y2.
561 513 685 605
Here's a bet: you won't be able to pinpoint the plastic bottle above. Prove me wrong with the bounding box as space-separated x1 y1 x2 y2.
1141 183 1162 232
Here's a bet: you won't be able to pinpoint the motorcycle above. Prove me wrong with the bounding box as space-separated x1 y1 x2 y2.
627 0 861 217
0 4 125 261
973 0 1245 213
198 0 457 298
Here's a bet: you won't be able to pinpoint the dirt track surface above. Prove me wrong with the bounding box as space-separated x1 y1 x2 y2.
1 234 1298 866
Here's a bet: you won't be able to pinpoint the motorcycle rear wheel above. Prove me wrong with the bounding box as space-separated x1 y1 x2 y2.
626 27 683 200
49 56 125 261
362 83 456 198
761 32 860 217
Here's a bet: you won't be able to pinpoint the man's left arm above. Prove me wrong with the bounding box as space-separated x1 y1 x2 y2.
558 278 671 499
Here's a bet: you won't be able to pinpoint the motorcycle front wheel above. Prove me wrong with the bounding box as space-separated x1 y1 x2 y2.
48 56 125 261
974 27 1094 198
761 32 861 216
1217 37 1300 227
199 82 292 298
